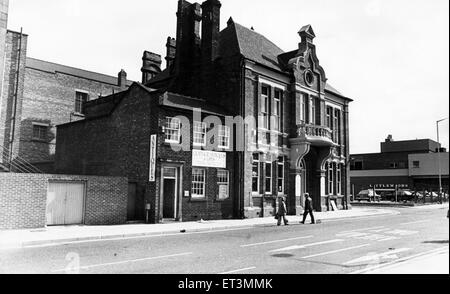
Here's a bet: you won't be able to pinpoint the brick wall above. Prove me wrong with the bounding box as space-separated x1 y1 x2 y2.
0 173 128 230
18 64 126 165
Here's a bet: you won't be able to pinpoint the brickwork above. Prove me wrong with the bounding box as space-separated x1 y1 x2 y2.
0 173 127 230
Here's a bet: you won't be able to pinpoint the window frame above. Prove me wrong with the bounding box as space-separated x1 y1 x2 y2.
191 168 206 199
218 125 230 149
32 123 48 141
164 117 181 144
193 121 207 147
265 160 273 195
217 169 230 200
273 89 282 132
277 157 284 195
252 153 260 194
261 85 270 130
74 91 89 115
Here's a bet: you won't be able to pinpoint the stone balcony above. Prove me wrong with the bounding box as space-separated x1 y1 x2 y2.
293 124 336 147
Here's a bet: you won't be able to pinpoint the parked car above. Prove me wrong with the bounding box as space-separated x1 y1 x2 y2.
355 190 381 202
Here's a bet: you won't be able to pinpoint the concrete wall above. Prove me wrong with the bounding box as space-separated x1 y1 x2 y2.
0 173 128 230
409 153 449 177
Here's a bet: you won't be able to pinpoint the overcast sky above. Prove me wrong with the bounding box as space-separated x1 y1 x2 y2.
7 0 449 154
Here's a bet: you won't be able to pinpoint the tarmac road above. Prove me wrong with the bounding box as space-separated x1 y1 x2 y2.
0 206 448 274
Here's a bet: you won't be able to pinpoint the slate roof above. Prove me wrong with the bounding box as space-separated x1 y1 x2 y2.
220 20 345 97
26 57 134 87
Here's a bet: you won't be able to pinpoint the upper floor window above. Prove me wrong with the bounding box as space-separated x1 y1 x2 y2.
165 117 181 144
193 121 207 147
326 107 332 129
389 162 398 169
218 125 230 149
351 160 364 171
301 94 307 123
261 86 270 129
273 89 282 132
413 161 420 168
32 123 48 141
309 97 316 125
75 91 89 114
334 109 341 144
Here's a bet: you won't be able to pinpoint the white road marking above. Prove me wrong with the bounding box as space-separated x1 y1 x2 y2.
51 252 193 272
241 236 314 248
400 220 430 226
344 248 411 265
219 267 256 274
338 226 385 234
350 246 449 274
299 244 371 259
19 227 255 249
270 239 344 253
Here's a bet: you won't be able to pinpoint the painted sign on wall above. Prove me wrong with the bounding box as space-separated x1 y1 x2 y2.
192 150 226 169
149 135 157 182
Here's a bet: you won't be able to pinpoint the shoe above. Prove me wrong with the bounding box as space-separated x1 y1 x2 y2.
300 221 305 224
285 223 289 226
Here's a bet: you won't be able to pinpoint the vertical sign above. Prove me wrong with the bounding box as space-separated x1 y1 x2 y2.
149 134 157 182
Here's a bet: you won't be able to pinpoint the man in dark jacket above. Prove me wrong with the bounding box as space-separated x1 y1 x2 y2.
277 197 289 226
300 193 315 224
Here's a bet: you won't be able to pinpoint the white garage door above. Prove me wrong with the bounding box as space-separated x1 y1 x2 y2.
46 182 85 226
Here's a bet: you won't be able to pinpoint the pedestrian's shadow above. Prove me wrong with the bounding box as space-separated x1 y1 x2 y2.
422 240 449 244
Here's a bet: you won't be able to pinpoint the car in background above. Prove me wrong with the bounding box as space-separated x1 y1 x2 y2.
355 190 381 202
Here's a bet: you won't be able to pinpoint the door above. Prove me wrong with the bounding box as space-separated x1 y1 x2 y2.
162 167 178 220
163 179 176 218
47 182 85 226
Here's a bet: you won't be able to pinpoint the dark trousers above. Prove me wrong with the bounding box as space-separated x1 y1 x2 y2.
302 210 315 224
277 213 288 225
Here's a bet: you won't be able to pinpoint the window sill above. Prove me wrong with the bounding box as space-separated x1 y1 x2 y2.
72 112 86 118
190 198 207 202
32 138 48 143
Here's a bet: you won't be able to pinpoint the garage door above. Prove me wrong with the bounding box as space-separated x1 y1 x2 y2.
46 182 85 226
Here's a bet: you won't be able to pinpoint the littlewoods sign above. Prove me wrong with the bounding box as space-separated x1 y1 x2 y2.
192 150 226 168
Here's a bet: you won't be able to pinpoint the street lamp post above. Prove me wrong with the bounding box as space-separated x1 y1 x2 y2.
437 118 448 204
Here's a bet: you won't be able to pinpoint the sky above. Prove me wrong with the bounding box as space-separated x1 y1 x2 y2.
7 0 450 154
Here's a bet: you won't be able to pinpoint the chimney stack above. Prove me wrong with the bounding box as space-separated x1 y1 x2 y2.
141 51 162 84
118 69 127 89
165 37 176 70
201 0 221 63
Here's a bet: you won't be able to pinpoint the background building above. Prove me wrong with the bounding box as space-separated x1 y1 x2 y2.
350 135 449 196
0 0 133 173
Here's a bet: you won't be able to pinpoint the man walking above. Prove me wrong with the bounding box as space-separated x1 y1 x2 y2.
277 197 289 226
300 193 315 224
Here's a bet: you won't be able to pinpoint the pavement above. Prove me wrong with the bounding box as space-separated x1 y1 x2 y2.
0 206 402 250
354 246 449 274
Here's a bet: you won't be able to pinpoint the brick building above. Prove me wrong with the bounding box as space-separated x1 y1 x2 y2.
56 0 354 223
350 135 449 196
0 0 132 173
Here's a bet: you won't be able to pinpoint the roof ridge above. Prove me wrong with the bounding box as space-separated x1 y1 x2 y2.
26 57 133 84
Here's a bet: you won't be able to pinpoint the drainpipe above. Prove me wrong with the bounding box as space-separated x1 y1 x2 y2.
8 27 23 169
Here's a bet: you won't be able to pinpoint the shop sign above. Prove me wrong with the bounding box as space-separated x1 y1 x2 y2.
192 150 226 168
149 134 157 182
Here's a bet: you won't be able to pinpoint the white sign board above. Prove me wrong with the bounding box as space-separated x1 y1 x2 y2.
149 135 157 182
192 150 226 169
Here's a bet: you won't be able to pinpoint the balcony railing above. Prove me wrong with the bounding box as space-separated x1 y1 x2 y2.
295 124 335 146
